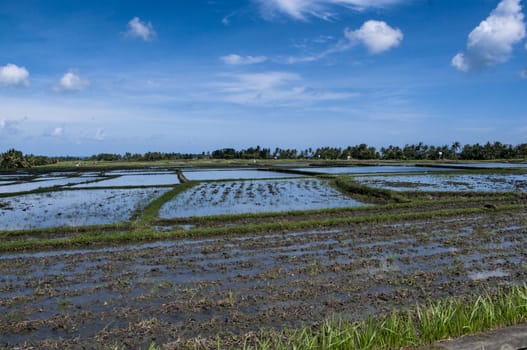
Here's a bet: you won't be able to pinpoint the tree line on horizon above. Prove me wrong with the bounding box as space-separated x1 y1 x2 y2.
1 141 527 170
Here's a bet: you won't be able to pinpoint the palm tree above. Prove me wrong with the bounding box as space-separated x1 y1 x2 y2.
451 141 461 160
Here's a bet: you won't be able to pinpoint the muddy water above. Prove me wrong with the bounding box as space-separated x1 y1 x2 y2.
1 211 526 348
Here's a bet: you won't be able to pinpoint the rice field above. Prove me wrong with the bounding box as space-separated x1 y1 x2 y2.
0 163 526 349
159 178 365 218
0 188 170 230
354 173 527 192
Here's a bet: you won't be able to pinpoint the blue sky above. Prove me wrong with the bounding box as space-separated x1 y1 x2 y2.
0 0 526 156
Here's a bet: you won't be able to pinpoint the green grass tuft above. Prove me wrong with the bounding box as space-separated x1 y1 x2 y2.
239 285 527 350
333 175 410 204
136 181 198 226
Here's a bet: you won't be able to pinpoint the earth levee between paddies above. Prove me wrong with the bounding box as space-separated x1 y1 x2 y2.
0 163 526 349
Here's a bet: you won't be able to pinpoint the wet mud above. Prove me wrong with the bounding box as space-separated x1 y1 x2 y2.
1 208 527 349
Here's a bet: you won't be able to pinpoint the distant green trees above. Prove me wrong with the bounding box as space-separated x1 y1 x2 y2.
459 142 521 160
210 144 378 160
208 142 527 161
89 151 200 162
0 149 31 169
1 141 526 170
0 149 62 170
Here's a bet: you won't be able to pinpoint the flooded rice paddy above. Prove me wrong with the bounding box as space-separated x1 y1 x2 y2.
71 174 180 188
293 165 446 174
181 169 301 181
0 176 102 194
355 173 527 192
0 168 525 231
0 188 169 230
440 162 527 169
0 164 526 348
159 178 365 218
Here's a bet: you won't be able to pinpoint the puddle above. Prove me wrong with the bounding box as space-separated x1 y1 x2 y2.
181 169 302 181
468 269 509 280
152 224 195 231
159 178 366 218
0 188 170 230
152 225 175 232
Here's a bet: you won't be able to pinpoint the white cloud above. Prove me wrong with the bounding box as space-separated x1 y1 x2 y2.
94 128 105 141
451 53 469 72
52 127 64 137
214 71 357 105
222 12 235 26
126 17 156 42
0 63 29 87
257 0 406 21
284 20 402 63
521 69 527 78
55 71 90 92
284 41 350 63
345 20 403 54
220 54 268 65
0 117 25 135
218 71 300 92
452 0 526 72
312 35 335 44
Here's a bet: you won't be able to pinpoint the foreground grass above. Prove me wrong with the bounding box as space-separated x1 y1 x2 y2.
140 286 527 350
251 285 527 350
250 286 527 350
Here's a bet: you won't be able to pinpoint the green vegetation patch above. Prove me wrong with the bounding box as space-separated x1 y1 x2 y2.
237 285 527 350
136 181 198 225
333 175 409 204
